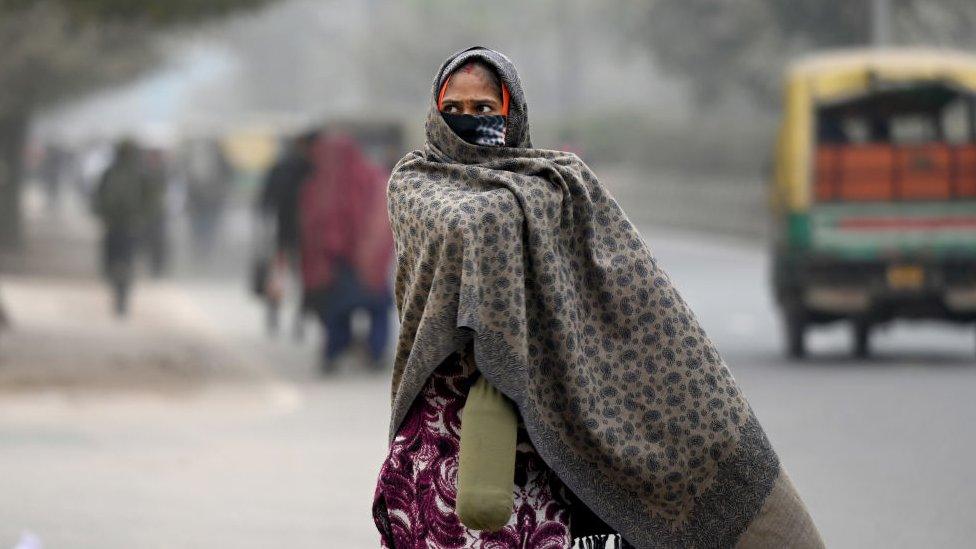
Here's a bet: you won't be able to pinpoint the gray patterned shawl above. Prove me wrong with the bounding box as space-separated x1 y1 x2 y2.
386 46 822 549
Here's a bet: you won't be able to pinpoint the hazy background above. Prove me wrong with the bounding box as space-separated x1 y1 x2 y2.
2 1 976 547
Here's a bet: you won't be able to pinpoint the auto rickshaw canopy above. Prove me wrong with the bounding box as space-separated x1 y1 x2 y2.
775 48 976 212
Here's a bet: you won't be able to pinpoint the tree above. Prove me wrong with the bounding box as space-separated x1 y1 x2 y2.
632 0 976 108
0 0 274 249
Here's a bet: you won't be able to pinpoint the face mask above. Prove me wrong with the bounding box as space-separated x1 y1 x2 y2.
441 112 506 147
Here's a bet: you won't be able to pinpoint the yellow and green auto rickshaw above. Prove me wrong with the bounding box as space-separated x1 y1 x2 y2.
770 48 976 358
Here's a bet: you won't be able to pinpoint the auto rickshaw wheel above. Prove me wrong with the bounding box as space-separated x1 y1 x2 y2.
853 321 871 359
785 312 807 359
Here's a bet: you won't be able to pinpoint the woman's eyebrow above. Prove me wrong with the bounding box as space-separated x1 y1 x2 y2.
442 95 500 104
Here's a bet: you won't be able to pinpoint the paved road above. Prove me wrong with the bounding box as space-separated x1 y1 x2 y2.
2 226 975 548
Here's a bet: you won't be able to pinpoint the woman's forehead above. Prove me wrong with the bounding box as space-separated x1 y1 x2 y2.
444 65 501 98
457 63 481 75
445 73 496 94
449 61 499 83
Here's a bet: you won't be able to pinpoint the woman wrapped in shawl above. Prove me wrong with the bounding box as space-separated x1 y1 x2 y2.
373 46 824 549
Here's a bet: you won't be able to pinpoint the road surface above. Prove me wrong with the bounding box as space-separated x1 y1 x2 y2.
1 226 974 548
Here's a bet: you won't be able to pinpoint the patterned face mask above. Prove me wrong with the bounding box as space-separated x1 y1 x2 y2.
440 112 506 147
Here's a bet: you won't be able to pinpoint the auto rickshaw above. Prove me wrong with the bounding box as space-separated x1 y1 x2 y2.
770 48 976 358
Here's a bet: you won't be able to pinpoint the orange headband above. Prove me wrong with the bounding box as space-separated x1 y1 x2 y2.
437 75 510 116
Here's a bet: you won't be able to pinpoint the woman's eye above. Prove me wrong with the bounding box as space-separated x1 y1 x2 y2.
444 105 459 114
477 104 492 114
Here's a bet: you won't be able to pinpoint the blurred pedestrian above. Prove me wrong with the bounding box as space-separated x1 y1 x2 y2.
373 47 824 548
92 139 157 316
0 285 8 357
0 287 9 335
38 143 69 213
299 133 393 373
254 131 316 336
141 147 170 277
184 139 232 256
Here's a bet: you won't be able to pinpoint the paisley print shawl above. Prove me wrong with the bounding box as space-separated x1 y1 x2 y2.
386 46 823 548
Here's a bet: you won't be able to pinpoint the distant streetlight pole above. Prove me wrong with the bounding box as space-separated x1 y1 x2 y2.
558 0 581 142
871 0 892 47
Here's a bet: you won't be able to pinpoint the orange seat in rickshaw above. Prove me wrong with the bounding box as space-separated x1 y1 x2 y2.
896 144 951 200
816 145 894 201
955 144 976 198
816 143 976 202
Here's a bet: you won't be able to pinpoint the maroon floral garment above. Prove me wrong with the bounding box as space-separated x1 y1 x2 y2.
373 353 571 548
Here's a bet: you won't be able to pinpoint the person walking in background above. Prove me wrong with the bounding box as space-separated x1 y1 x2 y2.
0 286 9 341
299 133 393 373
184 139 232 256
255 131 316 337
38 143 70 213
141 147 170 278
373 46 824 548
92 139 159 317
261 131 316 260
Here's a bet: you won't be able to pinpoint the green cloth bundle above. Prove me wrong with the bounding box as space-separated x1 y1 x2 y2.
456 375 518 531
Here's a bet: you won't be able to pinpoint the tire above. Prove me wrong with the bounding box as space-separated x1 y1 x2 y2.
786 311 807 359
853 321 871 359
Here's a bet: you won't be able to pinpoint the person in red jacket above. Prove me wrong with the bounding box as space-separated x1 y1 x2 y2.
299 133 394 373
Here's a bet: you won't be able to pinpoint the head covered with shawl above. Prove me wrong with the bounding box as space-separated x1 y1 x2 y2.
385 46 822 548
